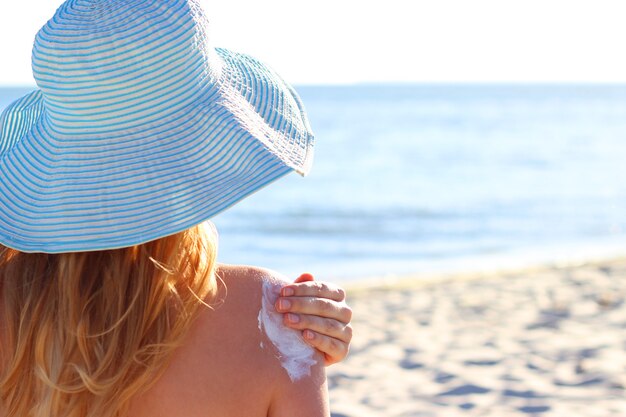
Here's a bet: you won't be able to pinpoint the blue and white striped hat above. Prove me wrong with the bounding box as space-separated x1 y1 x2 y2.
0 0 314 253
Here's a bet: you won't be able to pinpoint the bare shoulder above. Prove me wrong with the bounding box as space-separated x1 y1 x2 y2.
209 264 282 324
128 265 308 417
194 263 288 358
201 263 313 375
211 263 298 328
215 264 329 417
215 263 291 295
215 264 329 416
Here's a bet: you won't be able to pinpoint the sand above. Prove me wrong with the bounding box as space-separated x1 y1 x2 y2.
328 258 626 417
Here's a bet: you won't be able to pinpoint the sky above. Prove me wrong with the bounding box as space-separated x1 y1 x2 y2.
1 0 626 85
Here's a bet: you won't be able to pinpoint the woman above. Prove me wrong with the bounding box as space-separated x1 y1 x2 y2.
0 0 350 416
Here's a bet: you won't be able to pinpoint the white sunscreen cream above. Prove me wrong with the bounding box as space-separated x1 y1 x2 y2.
258 277 316 381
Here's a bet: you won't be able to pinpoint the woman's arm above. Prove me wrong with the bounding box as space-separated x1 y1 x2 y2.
267 351 330 417
277 273 353 366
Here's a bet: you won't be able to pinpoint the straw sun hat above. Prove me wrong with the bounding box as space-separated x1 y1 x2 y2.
0 0 314 253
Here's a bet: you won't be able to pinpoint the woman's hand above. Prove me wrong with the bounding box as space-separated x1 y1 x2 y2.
275 273 353 366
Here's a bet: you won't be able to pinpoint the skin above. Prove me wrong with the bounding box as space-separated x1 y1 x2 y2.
0 267 350 417
279 273 353 366
128 264 330 417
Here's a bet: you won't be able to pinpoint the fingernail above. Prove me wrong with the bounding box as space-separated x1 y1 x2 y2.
287 313 300 324
304 330 315 340
282 287 295 297
279 299 291 311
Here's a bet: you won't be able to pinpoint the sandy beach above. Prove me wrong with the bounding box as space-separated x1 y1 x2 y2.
328 258 626 417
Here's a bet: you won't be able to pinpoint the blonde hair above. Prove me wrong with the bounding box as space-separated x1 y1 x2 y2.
0 222 218 417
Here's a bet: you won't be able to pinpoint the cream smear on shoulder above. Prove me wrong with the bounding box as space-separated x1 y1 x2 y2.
258 276 316 381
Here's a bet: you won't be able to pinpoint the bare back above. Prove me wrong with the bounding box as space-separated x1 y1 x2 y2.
126 264 329 417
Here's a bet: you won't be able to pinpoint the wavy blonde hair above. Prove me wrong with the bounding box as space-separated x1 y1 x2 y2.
0 222 218 417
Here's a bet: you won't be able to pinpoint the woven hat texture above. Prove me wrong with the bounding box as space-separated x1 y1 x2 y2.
0 0 314 253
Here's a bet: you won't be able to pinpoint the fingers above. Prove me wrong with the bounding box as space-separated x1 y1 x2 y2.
293 273 314 283
276 296 352 323
281 280 346 302
302 329 350 366
283 313 352 344
279 274 353 365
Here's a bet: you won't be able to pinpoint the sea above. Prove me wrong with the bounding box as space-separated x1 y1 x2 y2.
2 84 626 282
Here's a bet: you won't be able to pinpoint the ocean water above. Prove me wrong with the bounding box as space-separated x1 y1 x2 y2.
2 85 626 281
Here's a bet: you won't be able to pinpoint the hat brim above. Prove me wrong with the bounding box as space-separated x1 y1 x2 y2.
0 47 314 253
